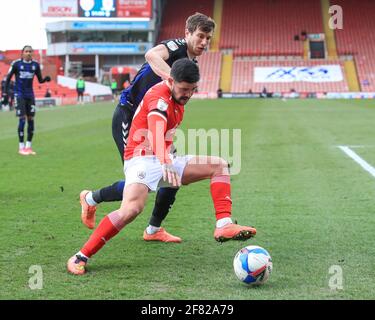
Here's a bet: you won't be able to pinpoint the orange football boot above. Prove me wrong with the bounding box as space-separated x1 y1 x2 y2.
143 227 182 243
67 254 88 275
24 148 36 155
18 148 29 155
214 223 256 242
80 190 96 229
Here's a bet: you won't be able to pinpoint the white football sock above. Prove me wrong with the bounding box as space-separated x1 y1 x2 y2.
26 141 32 149
77 251 89 260
19 143 25 150
146 225 161 235
85 192 98 206
216 217 233 228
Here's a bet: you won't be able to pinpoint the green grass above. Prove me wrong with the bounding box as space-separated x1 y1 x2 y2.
1 99 375 300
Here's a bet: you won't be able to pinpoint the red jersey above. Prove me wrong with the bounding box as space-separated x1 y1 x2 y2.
124 81 185 163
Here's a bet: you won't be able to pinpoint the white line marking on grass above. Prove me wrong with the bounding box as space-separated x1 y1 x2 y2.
338 145 375 179
347 145 375 149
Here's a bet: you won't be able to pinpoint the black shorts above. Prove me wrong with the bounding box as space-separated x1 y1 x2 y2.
112 103 135 163
15 97 36 117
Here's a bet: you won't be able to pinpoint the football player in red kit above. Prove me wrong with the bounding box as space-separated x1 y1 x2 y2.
67 59 256 275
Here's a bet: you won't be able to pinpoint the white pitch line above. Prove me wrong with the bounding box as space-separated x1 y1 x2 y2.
338 145 375 179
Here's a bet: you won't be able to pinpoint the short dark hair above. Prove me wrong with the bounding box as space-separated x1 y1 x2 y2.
22 45 33 52
186 12 215 34
171 58 200 84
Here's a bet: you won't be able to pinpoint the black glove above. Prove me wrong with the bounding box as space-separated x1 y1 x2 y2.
44 76 51 82
2 94 8 105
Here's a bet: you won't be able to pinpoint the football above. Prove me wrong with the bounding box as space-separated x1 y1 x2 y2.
233 245 273 285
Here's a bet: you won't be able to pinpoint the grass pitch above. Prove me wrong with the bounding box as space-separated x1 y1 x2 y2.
1 98 375 300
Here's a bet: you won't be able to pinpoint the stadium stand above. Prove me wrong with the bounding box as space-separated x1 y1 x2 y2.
334 0 375 92
33 80 77 99
231 58 349 93
2 0 374 97
0 61 11 79
156 0 218 94
157 0 214 42
219 0 323 56
0 57 77 100
197 51 222 94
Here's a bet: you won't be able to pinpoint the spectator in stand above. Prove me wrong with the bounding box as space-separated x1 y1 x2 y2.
76 76 85 104
102 76 111 87
111 79 118 102
58 66 64 76
44 88 52 98
217 87 223 98
261 87 268 98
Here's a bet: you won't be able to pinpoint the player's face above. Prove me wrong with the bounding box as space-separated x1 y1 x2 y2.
185 28 213 57
22 48 33 61
171 80 198 105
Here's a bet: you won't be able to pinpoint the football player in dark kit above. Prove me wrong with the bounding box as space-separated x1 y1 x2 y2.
80 13 215 243
4 45 51 155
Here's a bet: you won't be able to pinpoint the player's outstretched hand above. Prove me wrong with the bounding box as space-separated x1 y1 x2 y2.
44 76 51 82
2 94 8 105
162 163 181 187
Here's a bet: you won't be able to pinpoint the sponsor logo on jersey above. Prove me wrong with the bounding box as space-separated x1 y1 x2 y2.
157 99 168 111
167 41 178 51
19 71 35 79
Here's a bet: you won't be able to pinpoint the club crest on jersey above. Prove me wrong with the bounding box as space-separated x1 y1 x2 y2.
166 41 178 51
157 99 168 111
32 65 36 71
137 171 146 179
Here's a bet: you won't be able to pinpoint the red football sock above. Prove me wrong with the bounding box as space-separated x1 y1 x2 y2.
210 175 232 220
81 211 125 258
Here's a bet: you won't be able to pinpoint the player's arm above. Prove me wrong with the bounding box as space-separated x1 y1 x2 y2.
147 110 169 164
144 44 171 81
147 109 180 187
35 64 51 83
3 63 16 103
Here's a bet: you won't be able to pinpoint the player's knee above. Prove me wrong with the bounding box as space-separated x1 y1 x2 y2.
117 202 144 225
210 157 229 176
121 201 145 219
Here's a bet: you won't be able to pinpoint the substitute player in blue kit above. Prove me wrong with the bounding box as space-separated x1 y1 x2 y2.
4 45 51 155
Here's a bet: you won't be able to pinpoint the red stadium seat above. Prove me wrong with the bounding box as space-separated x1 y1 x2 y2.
334 0 375 91
157 0 214 43
219 0 323 57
